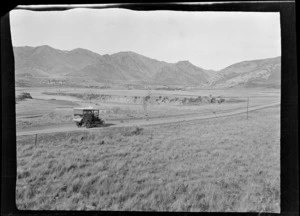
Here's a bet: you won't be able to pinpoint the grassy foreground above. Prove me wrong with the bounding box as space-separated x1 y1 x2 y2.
16 107 280 212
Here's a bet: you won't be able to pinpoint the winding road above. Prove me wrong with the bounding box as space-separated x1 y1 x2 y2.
16 102 280 136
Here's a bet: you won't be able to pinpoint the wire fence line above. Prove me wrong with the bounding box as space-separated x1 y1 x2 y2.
168 103 280 132
138 94 280 126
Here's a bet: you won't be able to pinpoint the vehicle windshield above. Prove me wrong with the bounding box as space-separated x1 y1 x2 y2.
94 110 99 117
83 110 93 114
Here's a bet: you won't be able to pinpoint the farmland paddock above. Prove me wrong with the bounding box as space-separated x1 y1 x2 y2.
16 106 280 212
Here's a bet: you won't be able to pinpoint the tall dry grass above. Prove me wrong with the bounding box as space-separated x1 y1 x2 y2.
17 110 73 130
16 107 280 212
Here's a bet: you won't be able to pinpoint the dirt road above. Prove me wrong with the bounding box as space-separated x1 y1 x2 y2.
16 102 280 136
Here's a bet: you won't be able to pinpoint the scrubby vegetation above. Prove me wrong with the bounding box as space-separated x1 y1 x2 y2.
16 92 33 102
42 91 226 105
15 80 32 88
16 107 280 212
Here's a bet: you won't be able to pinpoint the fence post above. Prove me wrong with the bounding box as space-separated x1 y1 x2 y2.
247 96 250 120
35 134 38 147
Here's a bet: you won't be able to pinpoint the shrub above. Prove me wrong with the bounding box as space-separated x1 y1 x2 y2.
132 127 143 135
144 95 151 101
162 97 169 102
123 127 144 136
83 93 98 101
210 97 216 103
16 92 33 102
188 97 199 104
201 96 209 103
218 98 225 104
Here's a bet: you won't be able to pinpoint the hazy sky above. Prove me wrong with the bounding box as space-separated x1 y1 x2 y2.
10 9 281 70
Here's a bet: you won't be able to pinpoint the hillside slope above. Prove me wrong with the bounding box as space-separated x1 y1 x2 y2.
209 57 281 88
14 46 210 86
13 46 280 88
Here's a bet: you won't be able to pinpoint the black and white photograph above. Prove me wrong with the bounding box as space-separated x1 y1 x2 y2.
7 3 285 212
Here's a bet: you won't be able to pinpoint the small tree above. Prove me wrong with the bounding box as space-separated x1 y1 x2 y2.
16 92 33 102
143 89 152 118
218 98 225 104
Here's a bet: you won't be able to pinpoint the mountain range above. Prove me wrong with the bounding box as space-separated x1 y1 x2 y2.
13 45 281 88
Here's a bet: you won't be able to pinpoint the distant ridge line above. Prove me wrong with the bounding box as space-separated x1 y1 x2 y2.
13 45 281 71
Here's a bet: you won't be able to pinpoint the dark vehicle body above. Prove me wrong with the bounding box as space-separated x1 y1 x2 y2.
73 108 105 128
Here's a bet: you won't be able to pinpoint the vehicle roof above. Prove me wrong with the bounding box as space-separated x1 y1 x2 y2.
74 107 99 111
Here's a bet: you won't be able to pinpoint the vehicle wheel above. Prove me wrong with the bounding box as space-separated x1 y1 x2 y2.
76 122 82 127
86 121 91 128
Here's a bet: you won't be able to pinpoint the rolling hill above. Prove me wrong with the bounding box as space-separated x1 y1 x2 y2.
208 57 281 88
13 45 281 88
13 46 210 86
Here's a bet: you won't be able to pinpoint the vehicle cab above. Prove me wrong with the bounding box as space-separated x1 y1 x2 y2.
73 107 104 128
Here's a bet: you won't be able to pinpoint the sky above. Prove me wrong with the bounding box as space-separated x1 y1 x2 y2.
10 8 281 70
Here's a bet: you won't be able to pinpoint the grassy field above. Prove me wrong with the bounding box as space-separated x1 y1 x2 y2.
34 86 280 97
16 87 280 130
16 98 80 130
16 98 79 117
14 97 266 130
16 106 280 212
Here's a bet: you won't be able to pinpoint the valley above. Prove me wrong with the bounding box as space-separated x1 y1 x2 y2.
14 46 281 212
